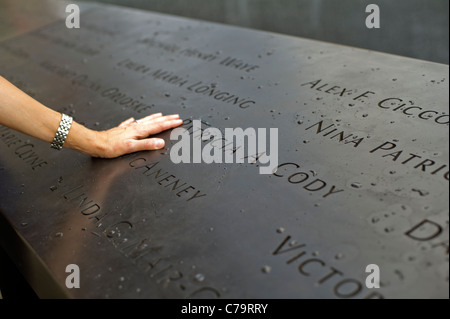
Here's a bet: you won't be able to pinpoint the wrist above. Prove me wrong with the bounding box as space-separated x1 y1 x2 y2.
64 121 106 157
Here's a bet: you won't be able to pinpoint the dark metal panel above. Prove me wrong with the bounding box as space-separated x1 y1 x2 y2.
0 3 448 298
0 0 99 41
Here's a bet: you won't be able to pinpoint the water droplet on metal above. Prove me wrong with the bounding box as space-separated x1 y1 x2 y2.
49 185 57 191
384 227 395 233
335 253 344 260
351 182 362 189
261 265 272 274
194 273 205 282
106 230 116 238
55 232 63 238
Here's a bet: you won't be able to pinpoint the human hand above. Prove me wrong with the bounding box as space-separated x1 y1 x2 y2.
92 113 183 158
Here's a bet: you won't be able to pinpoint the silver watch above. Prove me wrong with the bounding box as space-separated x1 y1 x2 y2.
51 113 73 150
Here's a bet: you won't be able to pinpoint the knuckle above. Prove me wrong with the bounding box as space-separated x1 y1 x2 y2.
124 139 134 150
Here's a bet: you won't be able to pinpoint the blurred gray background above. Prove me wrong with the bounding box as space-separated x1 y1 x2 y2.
76 0 449 64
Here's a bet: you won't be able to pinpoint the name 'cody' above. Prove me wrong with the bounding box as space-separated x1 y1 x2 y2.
170 120 278 174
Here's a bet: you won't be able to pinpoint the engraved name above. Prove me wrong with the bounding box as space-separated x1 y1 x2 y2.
49 177 219 298
273 162 345 199
301 118 449 182
31 29 100 56
0 126 48 170
129 158 207 202
273 232 384 299
115 58 257 109
137 37 260 73
301 79 448 126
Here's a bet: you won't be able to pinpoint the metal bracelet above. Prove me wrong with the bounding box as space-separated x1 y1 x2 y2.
50 113 73 150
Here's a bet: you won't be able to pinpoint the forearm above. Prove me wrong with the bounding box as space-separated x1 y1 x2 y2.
0 75 182 158
0 75 100 155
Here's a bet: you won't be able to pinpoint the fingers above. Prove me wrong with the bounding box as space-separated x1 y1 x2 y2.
119 113 168 127
130 113 182 137
136 112 163 123
127 138 166 153
119 117 136 127
137 113 179 125
143 118 183 136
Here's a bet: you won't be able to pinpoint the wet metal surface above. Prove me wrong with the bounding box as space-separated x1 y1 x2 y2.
77 0 450 64
0 1 448 298
0 0 99 41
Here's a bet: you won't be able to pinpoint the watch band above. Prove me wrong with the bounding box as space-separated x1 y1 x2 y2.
51 113 73 150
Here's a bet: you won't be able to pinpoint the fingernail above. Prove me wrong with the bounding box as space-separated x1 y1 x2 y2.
156 139 165 149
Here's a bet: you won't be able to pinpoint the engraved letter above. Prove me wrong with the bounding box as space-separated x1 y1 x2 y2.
405 219 443 241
